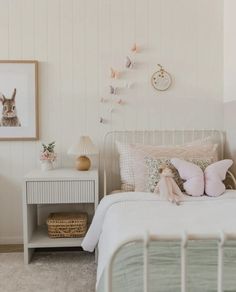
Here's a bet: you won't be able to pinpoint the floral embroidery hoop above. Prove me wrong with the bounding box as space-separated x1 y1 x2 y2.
151 64 172 91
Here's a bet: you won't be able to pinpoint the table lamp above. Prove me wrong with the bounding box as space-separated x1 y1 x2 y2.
68 136 98 171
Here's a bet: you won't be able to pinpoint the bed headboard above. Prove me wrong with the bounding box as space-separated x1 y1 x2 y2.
103 130 225 195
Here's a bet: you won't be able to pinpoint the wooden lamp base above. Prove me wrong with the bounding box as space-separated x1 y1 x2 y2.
75 156 91 171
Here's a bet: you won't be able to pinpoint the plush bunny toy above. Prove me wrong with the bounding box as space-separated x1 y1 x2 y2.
154 164 183 205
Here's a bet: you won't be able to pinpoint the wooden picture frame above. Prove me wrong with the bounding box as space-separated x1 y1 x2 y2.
0 60 38 141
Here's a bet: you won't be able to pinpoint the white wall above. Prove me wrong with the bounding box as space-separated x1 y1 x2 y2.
224 0 236 103
0 0 223 243
224 0 236 172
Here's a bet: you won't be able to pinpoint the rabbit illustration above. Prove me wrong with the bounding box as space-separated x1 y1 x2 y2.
0 88 21 127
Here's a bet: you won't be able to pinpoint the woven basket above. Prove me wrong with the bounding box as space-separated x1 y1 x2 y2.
47 212 88 238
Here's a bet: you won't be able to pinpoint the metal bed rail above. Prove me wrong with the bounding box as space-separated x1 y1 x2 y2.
106 231 236 292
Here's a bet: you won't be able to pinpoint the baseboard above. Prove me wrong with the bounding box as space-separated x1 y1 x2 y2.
0 244 23 253
0 236 23 245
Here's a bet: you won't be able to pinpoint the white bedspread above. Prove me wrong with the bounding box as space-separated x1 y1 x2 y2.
81 190 236 285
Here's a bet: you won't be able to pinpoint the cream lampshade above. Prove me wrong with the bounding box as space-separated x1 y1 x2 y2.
68 136 98 171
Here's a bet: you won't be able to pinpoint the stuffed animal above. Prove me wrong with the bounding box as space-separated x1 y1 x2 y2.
154 164 183 205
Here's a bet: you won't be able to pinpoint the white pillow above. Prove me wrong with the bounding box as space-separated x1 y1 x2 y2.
116 141 135 191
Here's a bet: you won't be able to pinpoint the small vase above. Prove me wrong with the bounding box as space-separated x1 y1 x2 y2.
41 160 53 171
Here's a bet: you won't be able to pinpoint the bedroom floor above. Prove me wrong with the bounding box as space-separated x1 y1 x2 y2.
0 251 96 292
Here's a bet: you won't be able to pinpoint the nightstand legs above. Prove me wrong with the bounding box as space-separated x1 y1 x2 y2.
95 247 98 264
24 247 35 264
23 203 37 264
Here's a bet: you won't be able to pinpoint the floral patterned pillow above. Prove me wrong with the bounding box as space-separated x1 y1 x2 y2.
145 157 212 193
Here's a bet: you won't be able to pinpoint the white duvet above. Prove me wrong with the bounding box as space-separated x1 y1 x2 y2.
81 190 236 285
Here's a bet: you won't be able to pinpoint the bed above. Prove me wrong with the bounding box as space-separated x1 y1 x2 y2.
82 130 236 292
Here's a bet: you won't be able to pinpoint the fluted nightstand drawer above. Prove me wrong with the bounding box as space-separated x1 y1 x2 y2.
26 180 95 204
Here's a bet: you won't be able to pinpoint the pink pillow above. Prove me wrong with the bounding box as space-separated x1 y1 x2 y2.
171 158 233 197
132 143 218 192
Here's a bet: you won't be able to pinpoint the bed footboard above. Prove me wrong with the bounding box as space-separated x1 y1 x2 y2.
105 232 236 292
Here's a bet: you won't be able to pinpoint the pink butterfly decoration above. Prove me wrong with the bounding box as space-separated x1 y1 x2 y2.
110 68 119 79
171 158 233 197
131 43 139 53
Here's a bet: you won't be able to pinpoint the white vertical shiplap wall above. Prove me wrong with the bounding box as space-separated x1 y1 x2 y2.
0 0 223 243
223 0 236 174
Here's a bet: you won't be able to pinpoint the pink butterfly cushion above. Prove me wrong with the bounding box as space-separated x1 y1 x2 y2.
171 158 204 196
171 158 233 197
204 159 233 197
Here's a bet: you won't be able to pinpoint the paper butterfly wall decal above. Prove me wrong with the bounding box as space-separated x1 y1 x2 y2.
124 81 133 89
100 97 108 103
110 85 117 95
109 106 115 113
99 117 105 123
171 158 233 197
110 68 120 79
100 44 140 124
125 56 134 69
131 43 139 53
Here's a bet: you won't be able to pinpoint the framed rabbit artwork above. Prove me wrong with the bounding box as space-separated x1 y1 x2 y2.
0 61 38 140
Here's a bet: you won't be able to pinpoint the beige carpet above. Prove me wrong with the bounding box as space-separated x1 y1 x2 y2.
0 251 96 292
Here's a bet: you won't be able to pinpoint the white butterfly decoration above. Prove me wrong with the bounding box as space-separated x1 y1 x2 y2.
100 97 108 103
124 81 133 89
109 106 115 113
125 56 134 69
110 85 117 95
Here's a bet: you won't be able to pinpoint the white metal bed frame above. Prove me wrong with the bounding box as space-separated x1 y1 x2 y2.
102 129 236 292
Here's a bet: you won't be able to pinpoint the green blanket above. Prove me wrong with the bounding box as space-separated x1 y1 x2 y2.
97 241 236 292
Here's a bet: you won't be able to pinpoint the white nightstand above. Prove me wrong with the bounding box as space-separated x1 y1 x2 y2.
23 168 98 264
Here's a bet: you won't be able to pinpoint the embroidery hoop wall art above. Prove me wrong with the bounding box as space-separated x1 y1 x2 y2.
151 64 172 91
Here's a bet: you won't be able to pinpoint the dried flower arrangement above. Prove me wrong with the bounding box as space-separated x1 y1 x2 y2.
40 141 56 163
